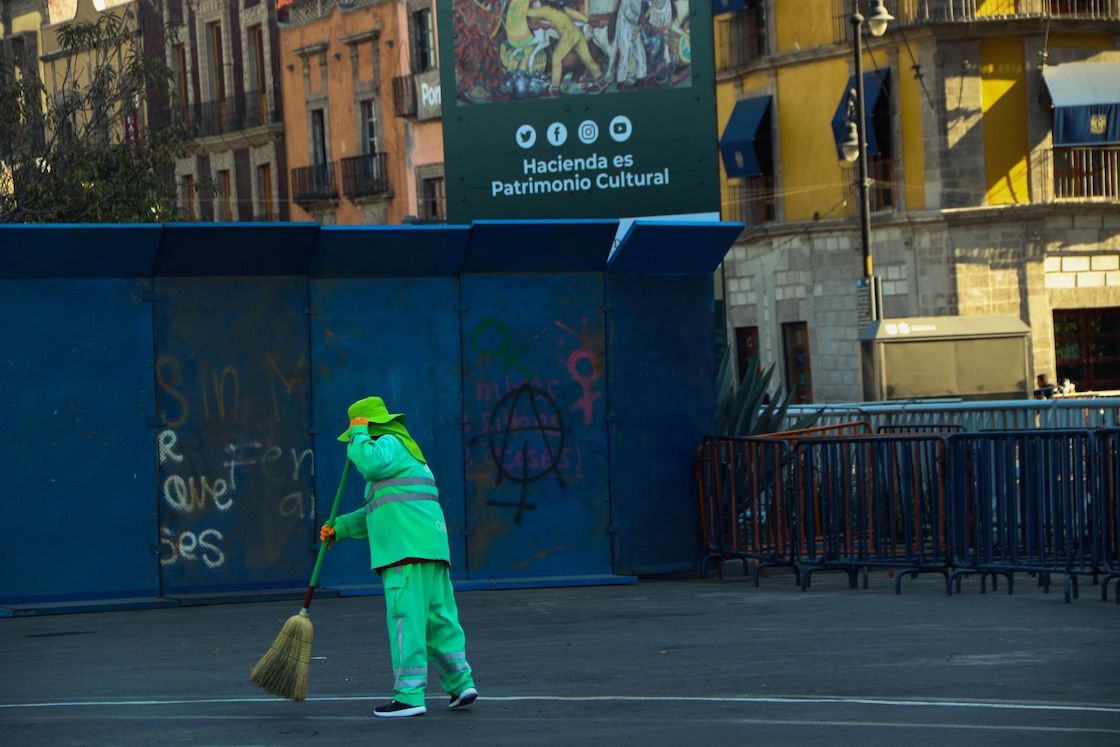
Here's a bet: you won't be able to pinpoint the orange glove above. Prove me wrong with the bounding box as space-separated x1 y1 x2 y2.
349 416 369 428
320 523 336 545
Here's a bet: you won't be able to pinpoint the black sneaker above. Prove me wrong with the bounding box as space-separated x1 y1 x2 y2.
448 687 478 710
373 700 427 718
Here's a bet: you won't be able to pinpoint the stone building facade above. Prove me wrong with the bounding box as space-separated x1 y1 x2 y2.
715 0 1120 402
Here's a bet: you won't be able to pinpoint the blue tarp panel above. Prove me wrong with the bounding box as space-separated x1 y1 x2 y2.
713 0 746 15
157 223 320 276
310 276 466 585
311 225 471 278
719 95 772 178
607 273 720 574
0 224 161 278
1043 61 1120 146
461 220 618 273
152 277 315 595
831 69 890 160
0 279 158 604
608 221 743 275
460 273 612 578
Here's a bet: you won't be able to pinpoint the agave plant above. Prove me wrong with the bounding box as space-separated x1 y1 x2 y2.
715 348 818 436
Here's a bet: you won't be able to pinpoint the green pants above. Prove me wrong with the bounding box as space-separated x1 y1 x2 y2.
379 561 474 707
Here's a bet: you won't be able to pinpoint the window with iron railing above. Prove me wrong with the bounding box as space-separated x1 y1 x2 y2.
725 177 776 226
844 155 897 216
392 75 417 117
148 90 278 138
1051 146 1120 201
341 153 390 199
852 0 1118 32
292 162 338 204
716 0 767 70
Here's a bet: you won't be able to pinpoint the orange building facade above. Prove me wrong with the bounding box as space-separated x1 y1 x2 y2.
279 0 446 224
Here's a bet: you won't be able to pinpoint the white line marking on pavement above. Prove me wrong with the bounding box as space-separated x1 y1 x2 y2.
3 713 1119 736
1 694 1118 714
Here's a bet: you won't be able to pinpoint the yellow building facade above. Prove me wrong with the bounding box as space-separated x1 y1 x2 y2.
715 0 1120 402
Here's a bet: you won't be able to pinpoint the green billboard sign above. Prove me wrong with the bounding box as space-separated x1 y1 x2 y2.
438 0 717 223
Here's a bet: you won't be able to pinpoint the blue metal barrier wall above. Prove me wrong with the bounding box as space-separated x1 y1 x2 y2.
607 222 744 574
0 226 161 605
458 222 615 578
309 226 469 586
152 225 319 596
0 221 742 611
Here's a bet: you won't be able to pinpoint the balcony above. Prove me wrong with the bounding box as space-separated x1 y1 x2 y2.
843 156 897 218
392 75 417 118
832 0 1118 40
725 177 776 227
291 162 338 205
340 153 391 199
1039 146 1120 201
150 90 280 140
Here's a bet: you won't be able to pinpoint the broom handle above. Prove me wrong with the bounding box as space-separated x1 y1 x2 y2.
302 458 352 611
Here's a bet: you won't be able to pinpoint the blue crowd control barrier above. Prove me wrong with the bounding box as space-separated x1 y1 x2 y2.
793 435 951 594
1100 429 1120 604
948 430 1098 603
696 437 797 584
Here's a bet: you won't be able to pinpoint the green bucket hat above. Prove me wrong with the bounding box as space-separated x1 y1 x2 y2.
337 396 405 442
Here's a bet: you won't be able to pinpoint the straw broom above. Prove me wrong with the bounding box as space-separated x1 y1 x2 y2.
250 460 351 701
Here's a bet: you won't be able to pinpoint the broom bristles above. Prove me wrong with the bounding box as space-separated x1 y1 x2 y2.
250 609 314 701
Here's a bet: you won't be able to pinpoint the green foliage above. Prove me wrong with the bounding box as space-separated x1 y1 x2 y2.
715 347 819 437
0 10 185 223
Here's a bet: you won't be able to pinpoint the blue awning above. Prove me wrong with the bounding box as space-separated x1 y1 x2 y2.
712 0 746 16
719 95 772 178
831 69 890 160
1042 61 1120 146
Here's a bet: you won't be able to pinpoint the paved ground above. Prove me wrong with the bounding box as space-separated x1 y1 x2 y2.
1 570 1118 747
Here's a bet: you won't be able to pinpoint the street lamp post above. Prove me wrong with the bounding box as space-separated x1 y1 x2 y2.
842 0 892 323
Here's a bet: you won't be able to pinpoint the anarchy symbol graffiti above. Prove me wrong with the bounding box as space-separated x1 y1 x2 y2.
486 383 569 523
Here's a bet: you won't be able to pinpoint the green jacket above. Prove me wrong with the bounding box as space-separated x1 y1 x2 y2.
333 428 451 570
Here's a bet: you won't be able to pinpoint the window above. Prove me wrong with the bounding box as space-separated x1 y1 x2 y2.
207 22 225 101
716 0 767 70
1054 308 1120 392
411 7 436 72
174 43 189 121
257 163 273 221
248 24 267 121
1052 147 1120 200
207 21 226 132
734 326 759 383
218 169 232 221
182 174 196 220
360 99 379 154
781 322 813 404
311 109 327 165
420 176 446 222
723 98 775 225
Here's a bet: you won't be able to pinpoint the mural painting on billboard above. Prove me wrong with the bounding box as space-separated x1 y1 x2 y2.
452 0 692 105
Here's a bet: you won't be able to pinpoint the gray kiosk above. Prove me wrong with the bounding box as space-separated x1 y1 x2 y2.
861 315 1031 401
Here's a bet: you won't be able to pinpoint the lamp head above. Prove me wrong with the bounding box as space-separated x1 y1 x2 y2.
868 0 893 36
841 121 861 162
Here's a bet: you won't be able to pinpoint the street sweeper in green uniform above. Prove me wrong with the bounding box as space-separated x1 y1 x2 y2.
320 396 478 718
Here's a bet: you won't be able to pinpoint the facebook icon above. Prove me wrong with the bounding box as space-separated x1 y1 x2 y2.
546 122 568 147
